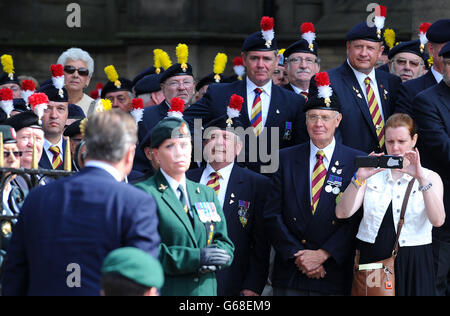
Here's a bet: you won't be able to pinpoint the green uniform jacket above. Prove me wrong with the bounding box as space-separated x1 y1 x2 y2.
135 170 234 296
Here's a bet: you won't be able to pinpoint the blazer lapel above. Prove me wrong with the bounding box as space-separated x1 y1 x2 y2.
341 63 379 141
156 171 198 247
375 71 392 119
293 144 314 222
223 164 244 219
265 83 280 128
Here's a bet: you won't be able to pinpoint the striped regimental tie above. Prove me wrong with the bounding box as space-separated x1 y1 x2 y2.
311 150 326 215
49 146 62 170
364 77 385 150
251 88 263 137
206 172 221 195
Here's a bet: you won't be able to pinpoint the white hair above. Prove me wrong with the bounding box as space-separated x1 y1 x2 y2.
57 48 94 77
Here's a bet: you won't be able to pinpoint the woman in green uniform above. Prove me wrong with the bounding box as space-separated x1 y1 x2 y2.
135 107 234 296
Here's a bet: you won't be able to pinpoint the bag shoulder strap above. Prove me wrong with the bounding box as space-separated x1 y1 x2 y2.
392 178 415 257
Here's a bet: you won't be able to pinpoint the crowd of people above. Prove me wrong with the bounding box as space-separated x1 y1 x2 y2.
0 12 448 296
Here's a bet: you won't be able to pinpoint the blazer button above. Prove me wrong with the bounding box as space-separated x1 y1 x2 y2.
194 277 199 283
301 239 307 245
293 217 297 222
332 220 336 225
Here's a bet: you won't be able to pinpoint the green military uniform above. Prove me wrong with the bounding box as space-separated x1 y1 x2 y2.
135 169 234 296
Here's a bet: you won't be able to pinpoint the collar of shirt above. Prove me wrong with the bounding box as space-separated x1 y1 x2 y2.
160 168 189 202
430 66 443 83
246 77 273 97
309 138 336 171
85 160 123 182
44 136 64 163
347 59 377 88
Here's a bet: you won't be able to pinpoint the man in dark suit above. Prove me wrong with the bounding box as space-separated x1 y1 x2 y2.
413 42 450 296
1 110 160 296
396 19 450 118
187 108 270 296
183 21 308 175
37 81 69 170
325 21 402 154
265 72 365 296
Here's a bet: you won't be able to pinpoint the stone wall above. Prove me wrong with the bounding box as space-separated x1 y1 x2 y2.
0 0 448 91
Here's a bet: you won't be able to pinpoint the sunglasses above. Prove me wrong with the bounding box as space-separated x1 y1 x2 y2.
63 65 89 77
3 151 23 159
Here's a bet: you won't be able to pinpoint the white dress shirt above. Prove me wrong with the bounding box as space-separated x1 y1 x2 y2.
43 137 64 166
85 160 122 182
347 59 385 122
357 168 433 247
290 84 308 96
430 66 443 83
309 138 336 201
199 163 234 208
246 78 272 130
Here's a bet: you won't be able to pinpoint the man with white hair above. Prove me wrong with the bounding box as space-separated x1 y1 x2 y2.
57 48 95 115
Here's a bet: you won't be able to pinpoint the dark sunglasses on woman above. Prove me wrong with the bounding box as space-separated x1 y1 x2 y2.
63 65 89 77
3 151 23 159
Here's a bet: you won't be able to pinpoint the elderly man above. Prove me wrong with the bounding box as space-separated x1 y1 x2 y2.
284 24 320 100
396 19 450 117
100 65 134 113
413 42 450 296
264 72 365 296
387 40 426 82
57 48 95 115
324 21 402 154
183 18 307 174
1 110 161 296
0 55 21 99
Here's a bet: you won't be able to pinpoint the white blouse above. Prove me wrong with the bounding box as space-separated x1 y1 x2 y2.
357 168 433 247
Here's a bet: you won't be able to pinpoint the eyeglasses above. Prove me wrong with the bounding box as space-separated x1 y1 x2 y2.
3 151 23 159
288 57 317 65
64 65 90 77
306 113 338 123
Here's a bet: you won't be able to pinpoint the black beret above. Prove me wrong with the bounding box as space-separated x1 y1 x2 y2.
346 22 383 42
203 114 245 133
284 39 318 59
3 111 41 131
159 63 194 84
195 73 226 92
38 83 69 102
68 103 86 119
427 19 450 44
63 119 83 138
242 31 278 52
101 77 133 99
0 125 17 143
13 98 29 113
135 74 162 96
439 41 450 58
388 40 425 62
0 73 20 86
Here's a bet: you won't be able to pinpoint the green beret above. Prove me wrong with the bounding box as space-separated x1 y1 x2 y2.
150 116 191 149
102 247 164 289
0 125 17 143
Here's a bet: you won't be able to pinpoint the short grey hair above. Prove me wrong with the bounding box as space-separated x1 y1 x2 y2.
84 110 137 163
57 48 95 77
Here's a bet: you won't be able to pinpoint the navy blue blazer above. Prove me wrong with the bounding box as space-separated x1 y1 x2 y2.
1 167 160 296
187 164 271 295
413 81 450 232
395 70 437 118
327 62 402 154
264 142 365 295
133 101 170 174
38 138 68 170
183 79 308 173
